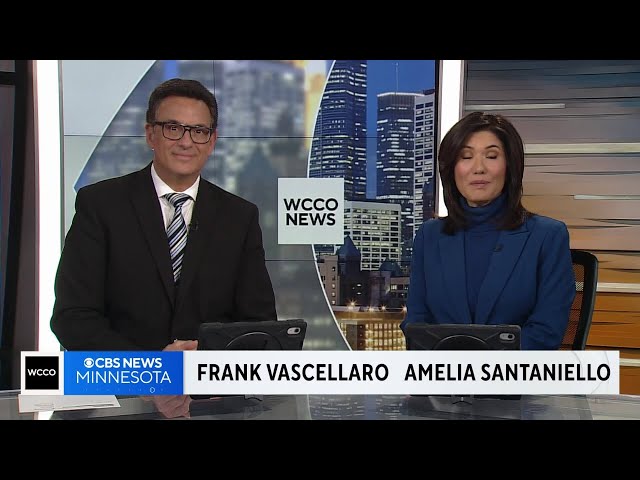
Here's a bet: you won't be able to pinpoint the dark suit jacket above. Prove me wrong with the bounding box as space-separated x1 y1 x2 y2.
51 164 277 350
401 214 576 350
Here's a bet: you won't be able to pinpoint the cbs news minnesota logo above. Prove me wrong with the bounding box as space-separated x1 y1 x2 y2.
21 352 63 395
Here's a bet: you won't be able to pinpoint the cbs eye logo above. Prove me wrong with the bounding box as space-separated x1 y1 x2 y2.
24 356 59 390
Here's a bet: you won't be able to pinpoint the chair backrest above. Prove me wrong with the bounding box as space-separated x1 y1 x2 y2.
560 250 598 350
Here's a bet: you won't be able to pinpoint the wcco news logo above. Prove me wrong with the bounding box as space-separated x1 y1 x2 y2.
21 352 63 394
278 178 344 244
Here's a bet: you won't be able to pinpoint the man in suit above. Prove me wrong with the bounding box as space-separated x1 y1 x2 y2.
51 78 277 417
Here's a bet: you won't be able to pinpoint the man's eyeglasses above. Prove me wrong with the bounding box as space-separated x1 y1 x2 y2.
153 121 214 144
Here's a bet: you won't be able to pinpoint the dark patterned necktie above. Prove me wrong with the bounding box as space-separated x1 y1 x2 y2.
164 193 191 283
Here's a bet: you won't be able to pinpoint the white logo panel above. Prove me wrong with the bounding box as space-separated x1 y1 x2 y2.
278 178 344 244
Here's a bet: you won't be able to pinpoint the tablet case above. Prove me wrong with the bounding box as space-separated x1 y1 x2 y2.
404 324 522 402
404 324 521 351
198 319 307 351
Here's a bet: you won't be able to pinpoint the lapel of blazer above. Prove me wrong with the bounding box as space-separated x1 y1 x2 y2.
174 180 222 313
129 164 176 305
439 230 472 324
474 222 530 325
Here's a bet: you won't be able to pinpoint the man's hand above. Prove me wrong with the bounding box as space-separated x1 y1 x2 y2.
142 339 199 418
163 339 198 351
143 394 192 419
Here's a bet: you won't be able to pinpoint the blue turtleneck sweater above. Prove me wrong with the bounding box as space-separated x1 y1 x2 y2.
462 192 507 322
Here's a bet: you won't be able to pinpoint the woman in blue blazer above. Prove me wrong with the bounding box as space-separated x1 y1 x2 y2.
401 112 575 350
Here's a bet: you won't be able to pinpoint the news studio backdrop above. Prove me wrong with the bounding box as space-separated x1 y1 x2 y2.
5 60 640 391
57 60 439 354
462 61 640 374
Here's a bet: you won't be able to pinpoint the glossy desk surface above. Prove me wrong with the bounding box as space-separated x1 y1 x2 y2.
2 391 640 420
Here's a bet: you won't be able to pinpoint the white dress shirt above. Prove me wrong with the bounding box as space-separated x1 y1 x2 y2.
150 163 200 230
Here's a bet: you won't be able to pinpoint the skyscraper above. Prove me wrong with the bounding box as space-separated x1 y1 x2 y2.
413 89 436 236
344 200 401 271
309 60 367 201
376 91 430 265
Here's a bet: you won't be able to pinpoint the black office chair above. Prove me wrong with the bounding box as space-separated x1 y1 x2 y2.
560 250 598 350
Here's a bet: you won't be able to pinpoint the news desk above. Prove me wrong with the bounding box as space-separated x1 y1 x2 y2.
2 391 640 420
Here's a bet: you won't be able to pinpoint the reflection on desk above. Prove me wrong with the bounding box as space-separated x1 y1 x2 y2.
310 395 594 420
50 395 313 420
2 390 640 420
307 394 640 420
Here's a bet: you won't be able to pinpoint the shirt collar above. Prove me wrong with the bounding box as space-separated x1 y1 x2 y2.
151 163 200 201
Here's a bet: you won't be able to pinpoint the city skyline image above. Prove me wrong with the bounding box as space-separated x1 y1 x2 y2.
311 60 437 263
311 60 437 351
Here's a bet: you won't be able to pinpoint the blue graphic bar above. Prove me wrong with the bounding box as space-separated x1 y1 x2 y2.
63 352 183 395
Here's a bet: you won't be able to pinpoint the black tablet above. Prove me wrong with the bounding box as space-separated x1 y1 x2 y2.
404 324 521 351
404 324 522 402
197 319 307 351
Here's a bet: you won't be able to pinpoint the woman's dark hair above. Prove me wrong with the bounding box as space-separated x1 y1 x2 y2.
438 111 532 235
146 78 218 130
